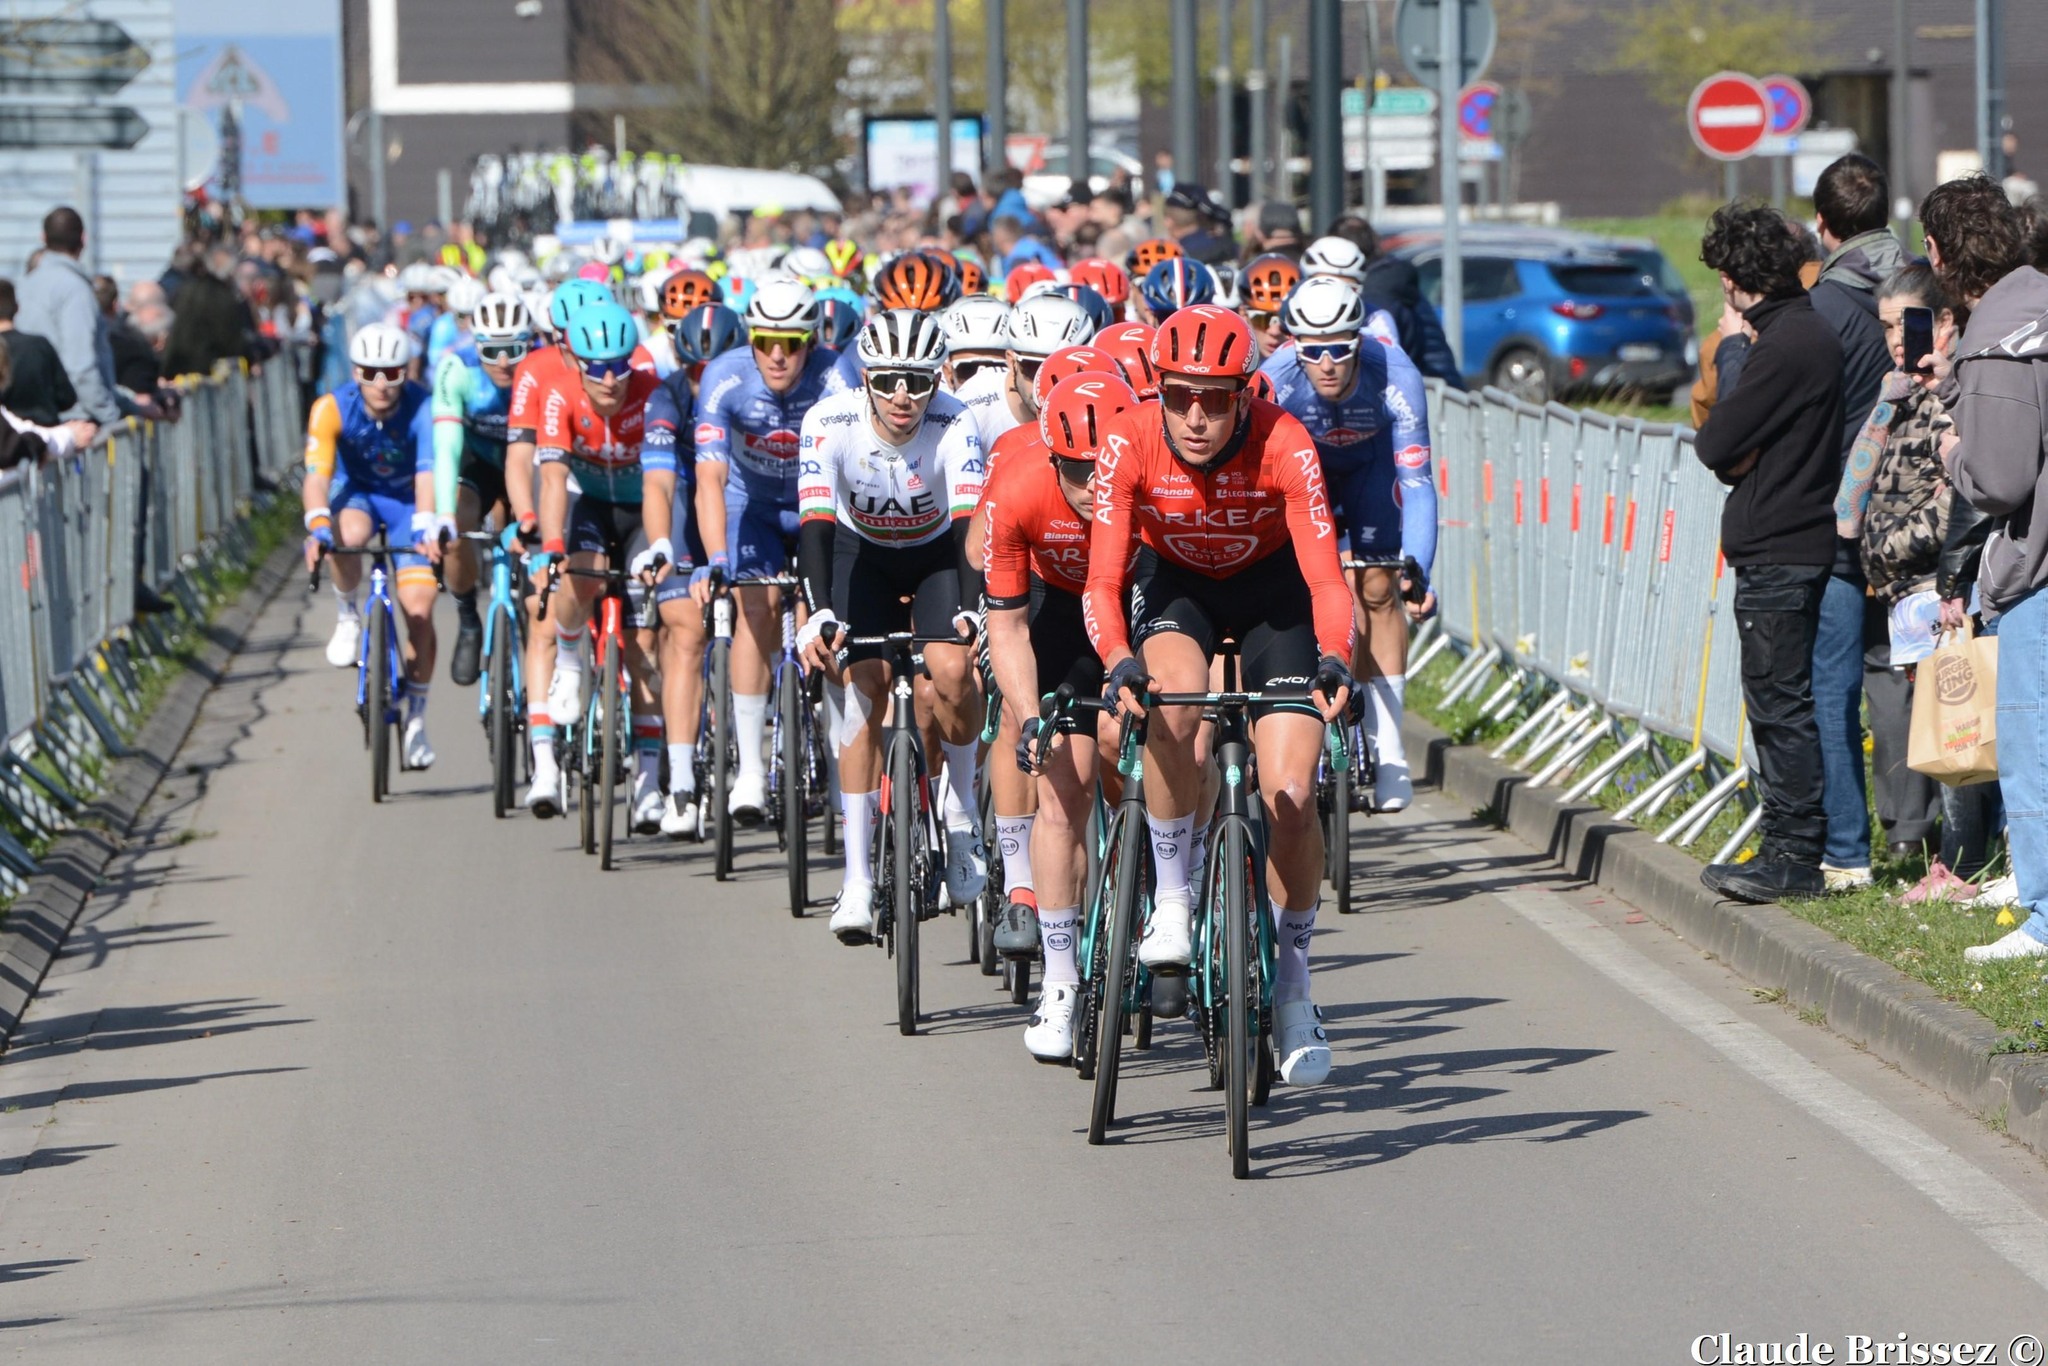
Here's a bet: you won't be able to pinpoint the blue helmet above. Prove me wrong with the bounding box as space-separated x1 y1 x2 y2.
1140 258 1217 321
816 295 864 351
566 301 640 362
669 303 747 366
1053 282 1117 334
548 278 614 332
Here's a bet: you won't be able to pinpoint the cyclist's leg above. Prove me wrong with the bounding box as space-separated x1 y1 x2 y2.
723 495 785 816
1344 451 1415 808
616 509 667 822
1129 550 1217 900
445 459 495 685
828 536 912 937
655 577 707 819
329 495 372 596
911 552 988 902
1026 613 1106 995
377 493 441 765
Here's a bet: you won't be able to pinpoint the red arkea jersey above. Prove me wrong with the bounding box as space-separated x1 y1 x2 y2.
982 438 1092 604
1084 398 1353 662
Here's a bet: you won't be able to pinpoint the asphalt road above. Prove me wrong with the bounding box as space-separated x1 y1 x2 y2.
3 584 2048 1363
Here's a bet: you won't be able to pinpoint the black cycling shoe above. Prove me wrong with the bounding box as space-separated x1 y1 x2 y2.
450 614 483 687
1149 974 1189 1020
993 898 1040 956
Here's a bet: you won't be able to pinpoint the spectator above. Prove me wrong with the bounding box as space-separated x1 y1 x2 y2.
990 213 1063 276
1326 213 1466 389
1089 181 1132 236
96 274 170 420
164 244 255 379
1921 176 2048 964
14 206 120 425
0 342 95 469
0 277 76 426
1693 202 1848 903
1161 183 1235 266
1045 181 1093 256
1248 201 1304 260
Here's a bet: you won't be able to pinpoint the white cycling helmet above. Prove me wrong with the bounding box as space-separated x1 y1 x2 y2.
938 295 1012 355
677 236 719 268
1282 275 1368 338
635 268 673 315
857 308 948 373
745 276 821 335
396 262 439 295
1006 293 1096 358
1300 235 1369 285
444 274 487 317
1018 278 1067 302
782 246 833 282
522 288 556 336
1211 261 1242 310
486 264 518 294
471 291 534 344
348 322 412 370
590 235 626 266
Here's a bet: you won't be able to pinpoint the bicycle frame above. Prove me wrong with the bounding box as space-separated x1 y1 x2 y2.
473 535 526 726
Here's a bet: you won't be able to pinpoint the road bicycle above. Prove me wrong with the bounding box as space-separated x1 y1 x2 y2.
972 657 1032 1003
311 540 407 804
541 561 653 872
462 530 527 819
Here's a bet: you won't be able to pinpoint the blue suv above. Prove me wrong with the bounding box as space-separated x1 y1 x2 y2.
1385 228 1694 404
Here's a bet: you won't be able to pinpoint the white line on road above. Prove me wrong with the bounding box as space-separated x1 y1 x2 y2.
1500 888 2048 1293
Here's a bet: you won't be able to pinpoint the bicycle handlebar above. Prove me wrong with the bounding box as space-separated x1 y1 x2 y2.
536 557 665 620
307 539 399 592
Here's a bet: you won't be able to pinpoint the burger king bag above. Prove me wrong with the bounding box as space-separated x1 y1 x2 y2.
1908 623 2000 787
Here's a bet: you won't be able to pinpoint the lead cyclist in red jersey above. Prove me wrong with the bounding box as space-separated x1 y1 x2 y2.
1083 305 1354 1088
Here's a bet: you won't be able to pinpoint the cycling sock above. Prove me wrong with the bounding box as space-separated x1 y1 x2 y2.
553 625 586 676
1271 899 1318 1002
1147 814 1192 898
843 789 880 884
941 740 979 831
531 723 556 768
632 714 663 773
333 584 359 616
996 814 1035 895
733 692 768 782
455 588 480 625
1370 674 1408 766
1039 906 1080 984
404 682 430 722
667 742 697 794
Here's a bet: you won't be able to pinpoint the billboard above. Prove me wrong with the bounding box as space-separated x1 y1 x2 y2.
174 0 343 209
864 115 984 204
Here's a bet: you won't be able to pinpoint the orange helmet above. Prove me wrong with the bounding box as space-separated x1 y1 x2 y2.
661 269 721 319
1128 237 1182 276
1069 257 1132 306
1246 370 1277 403
1031 344 1121 405
957 259 987 296
1240 253 1302 313
873 252 949 311
1151 305 1258 379
1039 373 1140 464
1004 261 1057 304
1093 321 1160 400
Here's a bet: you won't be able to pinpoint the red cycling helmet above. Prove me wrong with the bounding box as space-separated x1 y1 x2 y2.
1039 373 1140 463
1246 370 1277 402
1031 344 1121 405
1069 257 1132 306
1093 321 1160 400
1151 305 1258 379
661 268 721 319
1004 261 1057 304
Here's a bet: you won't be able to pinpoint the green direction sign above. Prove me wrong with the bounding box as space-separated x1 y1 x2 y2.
0 105 149 150
1343 86 1440 118
0 20 148 97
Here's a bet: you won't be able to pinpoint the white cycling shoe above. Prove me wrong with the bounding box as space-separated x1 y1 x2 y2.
660 791 701 840
943 825 988 905
545 666 584 727
1274 997 1332 1086
524 758 565 818
1137 887 1193 971
1024 982 1079 1063
631 775 665 834
402 715 435 770
1374 758 1413 813
325 614 360 668
728 772 767 824
830 878 876 944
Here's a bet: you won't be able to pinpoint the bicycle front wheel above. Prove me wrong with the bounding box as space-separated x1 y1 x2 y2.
892 734 920 1036
780 665 808 916
1088 802 1144 1143
489 612 515 818
368 605 390 804
599 653 621 871
1330 749 1353 914
711 640 734 881
1222 818 1254 1180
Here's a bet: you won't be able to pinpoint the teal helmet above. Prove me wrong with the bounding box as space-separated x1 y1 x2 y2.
566 301 640 363
548 279 614 332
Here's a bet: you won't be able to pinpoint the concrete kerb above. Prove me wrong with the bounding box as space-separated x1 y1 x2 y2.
1406 712 2048 1159
0 537 300 1050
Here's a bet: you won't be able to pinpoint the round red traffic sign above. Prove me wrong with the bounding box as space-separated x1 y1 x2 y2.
1458 81 1504 141
1687 71 1770 161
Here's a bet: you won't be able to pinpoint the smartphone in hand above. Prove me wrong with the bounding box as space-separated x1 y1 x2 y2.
1902 305 1935 374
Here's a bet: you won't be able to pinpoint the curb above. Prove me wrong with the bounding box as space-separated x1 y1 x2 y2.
0 536 299 1050
1404 711 2048 1156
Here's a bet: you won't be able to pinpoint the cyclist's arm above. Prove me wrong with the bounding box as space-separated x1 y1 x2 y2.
942 418 986 611
429 353 471 520
692 378 736 560
640 381 686 557
1385 346 1437 576
504 358 543 529
1082 430 1140 668
1273 415 1357 662
409 397 438 537
641 469 676 551
302 393 341 517
534 386 574 548
983 488 1039 731
794 407 838 615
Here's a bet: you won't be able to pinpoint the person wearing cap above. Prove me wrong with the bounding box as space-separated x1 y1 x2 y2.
1046 180 1094 256
1162 183 1237 267
1249 202 1305 261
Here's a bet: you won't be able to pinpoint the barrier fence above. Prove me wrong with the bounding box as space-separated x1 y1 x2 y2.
0 354 306 897
1416 384 1764 861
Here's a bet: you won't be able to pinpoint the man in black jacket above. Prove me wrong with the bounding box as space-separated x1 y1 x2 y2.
0 277 75 426
1694 203 1847 902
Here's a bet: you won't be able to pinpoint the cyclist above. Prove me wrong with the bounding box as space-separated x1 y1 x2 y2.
1259 276 1436 810
1137 257 1217 326
427 274 486 373
428 290 533 688
1053 282 1118 335
693 278 853 825
302 322 441 769
1240 252 1302 359
871 252 951 315
1084 305 1355 1088
937 295 1012 395
643 314 715 839
669 302 747 388
792 310 988 943
1069 258 1133 321
529 301 680 832
633 270 681 378
399 264 451 377
1127 237 1182 278
988 373 1140 1061
952 292 1095 451
1093 321 1163 401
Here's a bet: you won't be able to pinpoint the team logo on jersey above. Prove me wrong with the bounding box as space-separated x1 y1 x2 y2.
1321 426 1370 446
1395 443 1429 469
751 428 801 463
1162 531 1262 570
695 422 726 446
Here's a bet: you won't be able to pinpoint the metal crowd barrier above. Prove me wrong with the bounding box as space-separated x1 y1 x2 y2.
0 353 307 896
1419 383 1761 861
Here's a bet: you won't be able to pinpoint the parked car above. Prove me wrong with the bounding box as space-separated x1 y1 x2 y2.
1381 226 1696 403
1022 144 1145 209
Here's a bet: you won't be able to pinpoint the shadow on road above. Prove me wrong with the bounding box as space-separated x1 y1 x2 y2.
7 998 306 1065
0 1066 303 1117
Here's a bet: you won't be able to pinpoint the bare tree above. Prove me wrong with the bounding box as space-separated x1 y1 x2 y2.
1607 0 1833 109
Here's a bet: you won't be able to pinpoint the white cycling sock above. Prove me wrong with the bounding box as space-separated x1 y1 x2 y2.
843 789 880 884
531 725 556 769
667 742 697 794
1039 906 1080 984
1370 674 1407 767
1272 899 1318 1002
404 682 430 722
552 626 586 677
1147 813 1192 898
333 584 359 616
996 814 1035 896
733 692 768 782
941 740 979 832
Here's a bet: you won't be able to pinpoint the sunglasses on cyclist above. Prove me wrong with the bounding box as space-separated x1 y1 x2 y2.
477 341 531 365
951 358 1004 384
867 369 938 400
1298 340 1360 365
1054 456 1095 484
1013 357 1045 385
355 364 406 385
1246 310 1281 331
581 356 634 381
752 330 812 354
1159 378 1245 417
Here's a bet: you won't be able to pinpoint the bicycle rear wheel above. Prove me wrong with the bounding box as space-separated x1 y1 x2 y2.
1222 818 1253 1180
711 639 735 881
1329 751 1353 915
489 612 515 818
1088 802 1143 1143
368 606 390 803
578 723 597 856
891 734 920 1036
780 666 808 916
599 652 621 870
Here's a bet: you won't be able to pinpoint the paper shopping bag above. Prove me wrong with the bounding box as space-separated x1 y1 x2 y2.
1908 623 2000 786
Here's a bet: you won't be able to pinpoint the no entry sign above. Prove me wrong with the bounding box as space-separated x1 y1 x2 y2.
1687 71 1770 161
